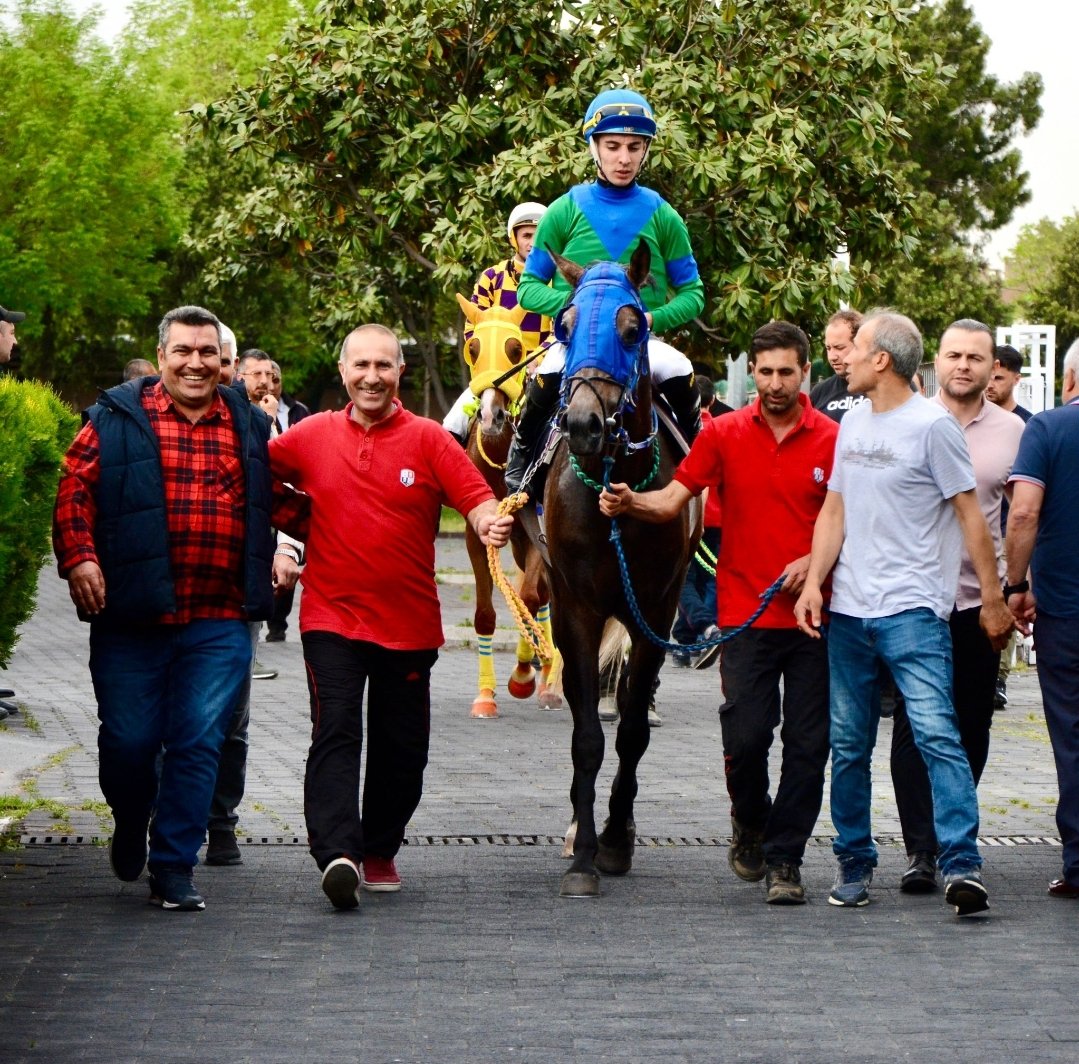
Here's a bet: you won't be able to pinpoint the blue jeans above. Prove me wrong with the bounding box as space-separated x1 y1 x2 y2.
828 609 981 875
208 622 260 831
90 619 253 870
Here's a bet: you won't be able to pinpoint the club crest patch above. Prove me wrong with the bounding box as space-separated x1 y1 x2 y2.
813 467 825 484
400 468 416 487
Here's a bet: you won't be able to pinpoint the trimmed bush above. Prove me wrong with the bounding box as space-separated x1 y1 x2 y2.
0 378 79 667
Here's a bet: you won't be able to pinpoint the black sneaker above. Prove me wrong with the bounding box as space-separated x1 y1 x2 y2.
321 856 361 910
765 864 806 905
205 828 242 867
993 680 1008 711
670 650 693 668
264 628 286 643
944 868 989 916
728 819 766 882
109 815 149 883
900 850 938 894
148 867 205 911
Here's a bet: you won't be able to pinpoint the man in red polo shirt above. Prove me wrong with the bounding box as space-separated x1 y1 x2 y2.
269 323 512 911
600 321 838 904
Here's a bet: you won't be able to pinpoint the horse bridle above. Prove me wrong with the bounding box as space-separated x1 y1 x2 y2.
559 363 658 457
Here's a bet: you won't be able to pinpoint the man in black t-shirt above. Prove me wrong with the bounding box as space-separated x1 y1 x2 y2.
809 310 866 423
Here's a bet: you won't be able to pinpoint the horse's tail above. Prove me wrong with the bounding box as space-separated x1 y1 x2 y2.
598 619 631 692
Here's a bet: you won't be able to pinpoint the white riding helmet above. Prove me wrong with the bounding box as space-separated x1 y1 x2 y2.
507 202 547 252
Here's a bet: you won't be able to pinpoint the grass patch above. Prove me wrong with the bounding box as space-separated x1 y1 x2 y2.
18 707 42 735
439 506 466 534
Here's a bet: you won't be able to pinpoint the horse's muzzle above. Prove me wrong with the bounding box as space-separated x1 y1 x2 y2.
559 407 607 456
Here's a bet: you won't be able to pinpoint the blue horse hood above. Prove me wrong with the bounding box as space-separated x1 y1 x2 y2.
556 262 649 387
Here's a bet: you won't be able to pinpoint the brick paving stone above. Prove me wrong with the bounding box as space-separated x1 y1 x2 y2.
0 542 1075 1061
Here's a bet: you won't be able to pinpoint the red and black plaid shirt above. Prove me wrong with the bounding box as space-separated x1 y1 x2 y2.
55 383 254 624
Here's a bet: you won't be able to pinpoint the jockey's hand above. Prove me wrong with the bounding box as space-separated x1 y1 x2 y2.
779 553 811 595
793 584 824 640
599 483 633 518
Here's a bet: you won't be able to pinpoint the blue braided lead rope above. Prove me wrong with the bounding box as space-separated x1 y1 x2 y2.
608 516 787 655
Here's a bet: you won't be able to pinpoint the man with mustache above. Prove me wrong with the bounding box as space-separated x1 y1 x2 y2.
53 305 305 912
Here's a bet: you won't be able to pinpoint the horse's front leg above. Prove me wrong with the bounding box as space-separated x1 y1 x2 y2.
555 609 605 898
465 528 499 718
597 635 665 874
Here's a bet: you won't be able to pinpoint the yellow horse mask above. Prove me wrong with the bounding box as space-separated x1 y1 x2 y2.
456 294 528 404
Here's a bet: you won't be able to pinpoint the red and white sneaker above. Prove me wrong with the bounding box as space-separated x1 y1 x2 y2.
362 856 402 892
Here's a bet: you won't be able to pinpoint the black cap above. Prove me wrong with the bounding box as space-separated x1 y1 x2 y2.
0 305 26 324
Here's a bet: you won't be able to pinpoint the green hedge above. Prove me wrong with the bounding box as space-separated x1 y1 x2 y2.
0 379 79 668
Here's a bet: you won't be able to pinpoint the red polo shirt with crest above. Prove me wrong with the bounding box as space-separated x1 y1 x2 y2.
269 400 493 650
674 394 838 628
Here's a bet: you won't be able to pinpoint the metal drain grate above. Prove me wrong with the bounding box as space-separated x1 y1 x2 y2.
16 832 1064 848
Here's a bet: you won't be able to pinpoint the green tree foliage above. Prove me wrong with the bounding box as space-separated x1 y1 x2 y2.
0 378 78 668
119 0 327 400
0 1 184 392
1022 218 1079 374
866 0 1042 347
196 0 939 403
1006 214 1079 306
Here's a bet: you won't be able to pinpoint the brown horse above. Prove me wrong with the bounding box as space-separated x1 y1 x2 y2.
518 243 701 896
456 295 562 718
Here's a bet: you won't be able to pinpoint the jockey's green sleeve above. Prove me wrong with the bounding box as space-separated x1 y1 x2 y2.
518 182 705 335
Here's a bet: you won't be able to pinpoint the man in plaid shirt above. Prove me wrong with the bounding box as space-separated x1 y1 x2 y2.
53 304 307 912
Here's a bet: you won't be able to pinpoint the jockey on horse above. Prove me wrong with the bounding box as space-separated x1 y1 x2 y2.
443 201 552 445
505 88 705 495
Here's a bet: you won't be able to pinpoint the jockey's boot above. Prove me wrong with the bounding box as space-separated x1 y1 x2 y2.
448 429 467 447
504 372 560 495
657 373 702 446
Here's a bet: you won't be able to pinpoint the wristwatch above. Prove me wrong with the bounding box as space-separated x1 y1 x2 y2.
1003 579 1029 597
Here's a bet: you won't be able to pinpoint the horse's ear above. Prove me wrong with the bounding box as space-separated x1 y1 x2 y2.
627 240 651 290
550 248 585 289
507 302 527 327
456 294 482 326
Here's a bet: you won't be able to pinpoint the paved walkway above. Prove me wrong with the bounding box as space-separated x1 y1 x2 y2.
1 540 1074 1062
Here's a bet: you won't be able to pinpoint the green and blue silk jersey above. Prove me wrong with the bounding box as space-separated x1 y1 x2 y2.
518 181 704 336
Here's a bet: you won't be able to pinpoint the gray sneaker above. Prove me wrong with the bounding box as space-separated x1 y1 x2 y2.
829 857 873 907
944 868 989 916
251 660 278 680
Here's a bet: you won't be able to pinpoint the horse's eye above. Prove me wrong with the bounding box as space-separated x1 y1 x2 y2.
467 337 481 365
505 338 523 364
617 307 641 345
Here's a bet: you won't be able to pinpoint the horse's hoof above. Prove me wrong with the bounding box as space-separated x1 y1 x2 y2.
537 685 564 710
560 871 601 898
470 691 499 718
596 822 635 875
507 668 536 700
596 845 633 876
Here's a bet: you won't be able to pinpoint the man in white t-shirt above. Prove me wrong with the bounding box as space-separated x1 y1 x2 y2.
794 310 1014 917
